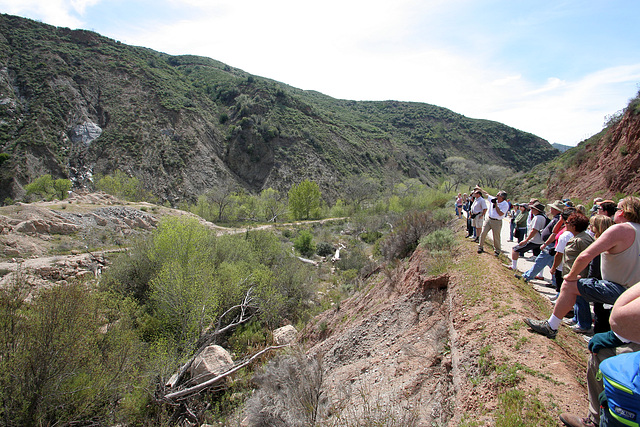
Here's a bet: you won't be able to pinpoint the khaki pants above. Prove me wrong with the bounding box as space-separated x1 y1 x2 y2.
587 343 640 423
479 218 502 252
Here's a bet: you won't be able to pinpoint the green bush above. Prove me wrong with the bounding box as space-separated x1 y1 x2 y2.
293 230 316 257
336 246 368 272
316 241 334 257
420 228 457 252
24 174 71 201
0 279 144 426
94 170 156 202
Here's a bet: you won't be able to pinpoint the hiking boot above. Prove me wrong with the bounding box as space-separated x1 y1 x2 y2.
559 412 597 427
524 318 557 338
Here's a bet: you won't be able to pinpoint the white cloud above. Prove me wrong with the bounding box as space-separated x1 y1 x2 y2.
0 0 85 27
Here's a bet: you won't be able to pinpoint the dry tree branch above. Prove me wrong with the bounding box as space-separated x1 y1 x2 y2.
163 344 289 401
166 286 258 389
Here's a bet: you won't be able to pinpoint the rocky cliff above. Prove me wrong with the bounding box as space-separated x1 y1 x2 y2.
547 94 640 201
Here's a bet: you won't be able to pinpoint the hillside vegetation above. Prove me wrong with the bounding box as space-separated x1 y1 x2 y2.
0 14 557 205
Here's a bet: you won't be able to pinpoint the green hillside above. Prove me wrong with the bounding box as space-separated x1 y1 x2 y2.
0 14 558 204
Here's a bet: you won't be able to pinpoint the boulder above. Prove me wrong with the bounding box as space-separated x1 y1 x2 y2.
189 345 233 385
273 325 298 345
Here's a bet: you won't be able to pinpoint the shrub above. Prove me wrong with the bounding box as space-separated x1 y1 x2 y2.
0 279 143 426
316 241 334 257
336 246 368 272
244 351 327 426
293 230 315 257
420 228 457 252
379 211 440 260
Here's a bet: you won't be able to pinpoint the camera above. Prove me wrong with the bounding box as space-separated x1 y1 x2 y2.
492 199 497 205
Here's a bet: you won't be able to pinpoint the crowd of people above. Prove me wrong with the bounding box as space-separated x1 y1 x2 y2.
456 190 640 427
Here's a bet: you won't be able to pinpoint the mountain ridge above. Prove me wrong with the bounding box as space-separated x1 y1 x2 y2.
0 13 558 204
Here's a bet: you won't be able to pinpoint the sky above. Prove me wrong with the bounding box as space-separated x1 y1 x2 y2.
2 0 640 146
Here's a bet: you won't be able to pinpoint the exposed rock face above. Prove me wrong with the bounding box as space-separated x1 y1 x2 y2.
69 121 103 146
189 345 234 385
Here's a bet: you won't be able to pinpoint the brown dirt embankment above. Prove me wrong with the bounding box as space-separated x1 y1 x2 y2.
300 224 589 426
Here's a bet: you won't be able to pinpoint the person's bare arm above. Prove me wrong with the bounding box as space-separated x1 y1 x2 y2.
550 251 563 272
564 224 632 281
611 282 640 342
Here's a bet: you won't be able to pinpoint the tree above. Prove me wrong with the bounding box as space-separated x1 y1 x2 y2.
288 180 321 220
24 174 71 201
260 188 286 222
343 175 380 212
205 182 237 222
94 170 154 202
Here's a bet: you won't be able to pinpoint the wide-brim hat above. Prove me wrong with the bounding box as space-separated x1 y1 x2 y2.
531 202 546 213
547 200 565 212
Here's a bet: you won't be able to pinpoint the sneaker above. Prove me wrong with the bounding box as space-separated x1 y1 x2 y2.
524 318 557 338
562 318 577 326
514 273 522 279
507 239 513 242
494 250 500 256
477 247 484 254
559 412 597 427
549 293 559 302
571 324 594 335
535 275 544 280
473 237 479 243
502 264 513 270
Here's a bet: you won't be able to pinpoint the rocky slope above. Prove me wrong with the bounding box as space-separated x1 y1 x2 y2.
546 94 640 201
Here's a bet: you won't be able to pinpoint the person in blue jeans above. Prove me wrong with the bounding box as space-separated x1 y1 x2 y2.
519 201 565 283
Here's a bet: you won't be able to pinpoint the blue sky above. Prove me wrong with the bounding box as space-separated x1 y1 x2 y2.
2 0 640 146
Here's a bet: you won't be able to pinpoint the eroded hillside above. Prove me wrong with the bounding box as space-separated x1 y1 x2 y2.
299 235 589 425
546 93 640 201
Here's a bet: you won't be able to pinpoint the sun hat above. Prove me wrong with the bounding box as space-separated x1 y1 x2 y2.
547 200 565 212
531 202 546 213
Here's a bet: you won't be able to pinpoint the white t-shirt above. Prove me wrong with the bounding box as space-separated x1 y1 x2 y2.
529 214 548 245
471 197 487 215
487 197 510 220
555 230 574 271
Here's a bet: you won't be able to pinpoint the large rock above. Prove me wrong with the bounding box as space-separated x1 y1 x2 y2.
189 345 233 385
273 325 298 345
69 121 102 146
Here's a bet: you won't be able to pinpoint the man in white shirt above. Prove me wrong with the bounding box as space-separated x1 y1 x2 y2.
469 190 487 243
476 188 510 255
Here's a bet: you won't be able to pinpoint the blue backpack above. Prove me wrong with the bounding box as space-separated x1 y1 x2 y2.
599 351 640 427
